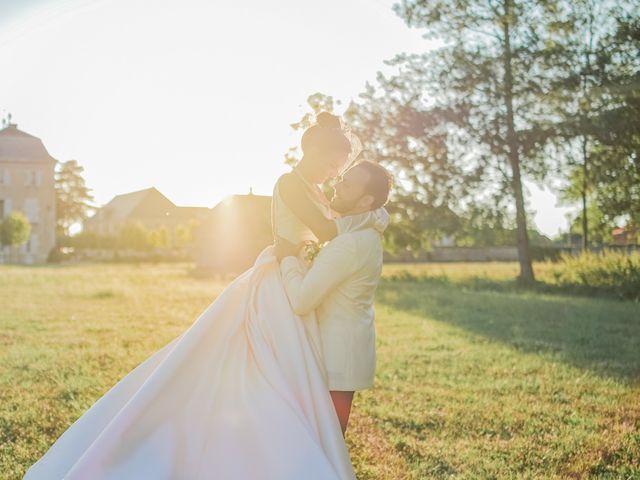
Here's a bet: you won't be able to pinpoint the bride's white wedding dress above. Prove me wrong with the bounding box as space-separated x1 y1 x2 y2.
24 177 356 480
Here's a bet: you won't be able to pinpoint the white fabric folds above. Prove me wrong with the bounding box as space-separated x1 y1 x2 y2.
24 247 355 480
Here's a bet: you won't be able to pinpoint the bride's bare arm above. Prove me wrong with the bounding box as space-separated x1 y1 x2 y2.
278 173 337 243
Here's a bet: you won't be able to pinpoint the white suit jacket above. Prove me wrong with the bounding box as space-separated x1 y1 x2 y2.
280 228 383 391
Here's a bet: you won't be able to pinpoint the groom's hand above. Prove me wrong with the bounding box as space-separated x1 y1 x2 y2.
274 238 301 261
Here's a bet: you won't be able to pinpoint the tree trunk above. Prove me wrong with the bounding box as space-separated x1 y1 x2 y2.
502 0 535 283
580 6 594 251
581 135 589 250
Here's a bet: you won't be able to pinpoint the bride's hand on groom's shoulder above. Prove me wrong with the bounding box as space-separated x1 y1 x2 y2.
274 238 302 261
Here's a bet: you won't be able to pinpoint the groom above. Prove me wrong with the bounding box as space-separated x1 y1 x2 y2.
275 160 392 435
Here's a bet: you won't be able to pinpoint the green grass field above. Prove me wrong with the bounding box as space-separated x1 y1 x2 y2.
1 262 638 479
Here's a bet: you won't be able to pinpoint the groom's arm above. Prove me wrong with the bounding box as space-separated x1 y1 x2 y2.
280 235 357 316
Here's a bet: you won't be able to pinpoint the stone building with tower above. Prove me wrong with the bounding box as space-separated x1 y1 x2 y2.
0 122 57 264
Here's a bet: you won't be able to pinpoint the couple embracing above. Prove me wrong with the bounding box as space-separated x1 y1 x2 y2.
25 112 393 480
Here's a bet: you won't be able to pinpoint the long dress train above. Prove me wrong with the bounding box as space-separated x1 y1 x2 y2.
24 176 356 479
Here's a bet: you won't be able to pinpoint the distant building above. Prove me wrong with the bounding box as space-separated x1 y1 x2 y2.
196 193 272 273
84 187 209 244
612 226 638 246
0 123 56 264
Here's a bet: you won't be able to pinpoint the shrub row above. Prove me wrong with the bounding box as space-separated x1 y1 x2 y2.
549 250 640 301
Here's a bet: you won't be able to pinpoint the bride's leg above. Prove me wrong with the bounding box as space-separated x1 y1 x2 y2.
329 390 355 436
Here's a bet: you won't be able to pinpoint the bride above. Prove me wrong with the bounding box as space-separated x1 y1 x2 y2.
24 112 384 480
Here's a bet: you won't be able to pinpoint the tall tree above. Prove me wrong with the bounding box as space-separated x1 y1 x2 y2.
386 0 580 282
539 0 638 248
55 160 94 238
565 0 602 249
346 78 480 253
586 11 640 228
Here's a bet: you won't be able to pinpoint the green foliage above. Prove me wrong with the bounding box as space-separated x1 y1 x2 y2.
454 206 515 247
589 140 640 227
146 227 169 249
584 13 640 226
55 160 94 238
118 222 152 251
0 211 31 247
566 202 616 245
550 250 640 301
68 231 117 250
349 0 584 282
347 90 473 252
285 1 639 280
63 222 198 255
539 0 640 246
174 220 200 248
346 0 640 278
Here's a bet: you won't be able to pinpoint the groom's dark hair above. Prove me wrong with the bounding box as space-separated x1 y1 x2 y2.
358 161 393 209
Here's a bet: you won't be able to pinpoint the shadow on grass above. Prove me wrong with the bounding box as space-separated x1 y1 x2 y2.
377 277 640 382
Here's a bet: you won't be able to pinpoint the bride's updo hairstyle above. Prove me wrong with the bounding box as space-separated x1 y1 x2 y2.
301 112 351 158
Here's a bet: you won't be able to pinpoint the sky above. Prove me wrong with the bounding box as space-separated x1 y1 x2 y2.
0 0 576 237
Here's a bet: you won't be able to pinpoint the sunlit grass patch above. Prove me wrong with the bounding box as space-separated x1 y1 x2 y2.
1 262 638 479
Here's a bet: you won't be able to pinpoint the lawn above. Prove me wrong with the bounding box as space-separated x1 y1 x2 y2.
1 262 638 479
